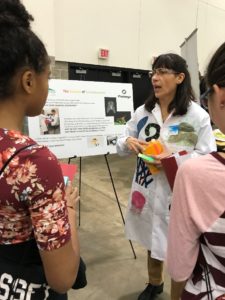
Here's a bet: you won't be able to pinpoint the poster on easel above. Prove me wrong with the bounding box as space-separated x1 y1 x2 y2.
28 79 133 159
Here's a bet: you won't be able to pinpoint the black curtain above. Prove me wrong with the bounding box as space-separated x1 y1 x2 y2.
69 63 152 110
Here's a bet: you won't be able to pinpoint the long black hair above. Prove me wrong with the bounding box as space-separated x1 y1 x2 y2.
0 0 49 100
145 53 195 116
206 42 225 89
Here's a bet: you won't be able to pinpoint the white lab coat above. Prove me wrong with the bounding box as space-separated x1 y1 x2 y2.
116 102 216 260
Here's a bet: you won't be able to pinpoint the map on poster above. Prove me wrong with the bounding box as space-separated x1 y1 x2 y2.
28 79 133 159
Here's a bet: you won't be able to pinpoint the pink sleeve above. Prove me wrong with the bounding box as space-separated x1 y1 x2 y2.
166 162 201 281
167 155 225 281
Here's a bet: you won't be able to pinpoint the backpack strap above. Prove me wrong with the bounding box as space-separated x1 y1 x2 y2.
0 143 36 176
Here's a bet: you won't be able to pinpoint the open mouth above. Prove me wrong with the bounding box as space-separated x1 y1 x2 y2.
153 85 161 93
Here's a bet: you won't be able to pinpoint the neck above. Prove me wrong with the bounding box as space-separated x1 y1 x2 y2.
158 97 173 122
158 94 174 109
0 99 25 131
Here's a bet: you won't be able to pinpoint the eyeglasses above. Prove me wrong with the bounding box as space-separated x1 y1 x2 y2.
200 87 213 109
148 68 179 78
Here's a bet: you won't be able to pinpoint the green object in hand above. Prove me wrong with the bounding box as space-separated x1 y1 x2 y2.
138 153 155 162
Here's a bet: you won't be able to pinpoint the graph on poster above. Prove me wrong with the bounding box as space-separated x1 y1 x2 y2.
28 79 133 158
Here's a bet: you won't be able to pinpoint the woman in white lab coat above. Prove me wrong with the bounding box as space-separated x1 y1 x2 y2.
116 53 216 300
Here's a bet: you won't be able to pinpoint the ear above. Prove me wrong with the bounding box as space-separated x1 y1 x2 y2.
176 73 185 85
21 70 35 94
213 84 225 109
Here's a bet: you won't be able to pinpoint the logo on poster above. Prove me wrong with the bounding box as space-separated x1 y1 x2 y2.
118 89 131 98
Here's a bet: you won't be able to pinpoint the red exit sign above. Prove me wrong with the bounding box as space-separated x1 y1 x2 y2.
98 48 109 59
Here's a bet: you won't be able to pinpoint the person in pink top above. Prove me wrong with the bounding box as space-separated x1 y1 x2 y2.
167 42 225 299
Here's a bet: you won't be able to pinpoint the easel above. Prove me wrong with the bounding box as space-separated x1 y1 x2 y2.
68 153 136 259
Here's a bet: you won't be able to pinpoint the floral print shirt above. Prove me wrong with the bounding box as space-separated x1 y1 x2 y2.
0 128 71 251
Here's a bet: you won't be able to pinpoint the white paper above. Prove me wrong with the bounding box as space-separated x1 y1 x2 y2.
28 79 134 159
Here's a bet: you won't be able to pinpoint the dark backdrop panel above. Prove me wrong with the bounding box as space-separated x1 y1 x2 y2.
69 63 153 110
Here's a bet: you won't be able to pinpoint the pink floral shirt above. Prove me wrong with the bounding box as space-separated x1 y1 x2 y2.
0 128 71 251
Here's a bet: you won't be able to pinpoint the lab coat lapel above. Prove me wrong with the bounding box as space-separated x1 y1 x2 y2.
152 103 163 127
152 103 174 126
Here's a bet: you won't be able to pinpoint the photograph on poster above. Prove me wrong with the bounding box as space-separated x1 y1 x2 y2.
106 135 118 146
114 111 131 125
105 97 117 116
87 136 104 148
39 108 61 135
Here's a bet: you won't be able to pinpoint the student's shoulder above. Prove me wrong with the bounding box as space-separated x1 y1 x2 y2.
28 144 58 163
178 154 213 180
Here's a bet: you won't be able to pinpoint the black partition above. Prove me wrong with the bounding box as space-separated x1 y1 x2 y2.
69 62 153 110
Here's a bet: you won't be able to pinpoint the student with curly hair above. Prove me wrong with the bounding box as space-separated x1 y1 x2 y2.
0 1 80 299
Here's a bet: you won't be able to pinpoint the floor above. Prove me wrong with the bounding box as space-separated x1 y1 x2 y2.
66 154 170 300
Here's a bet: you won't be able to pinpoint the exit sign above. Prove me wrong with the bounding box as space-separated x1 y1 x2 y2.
98 48 109 59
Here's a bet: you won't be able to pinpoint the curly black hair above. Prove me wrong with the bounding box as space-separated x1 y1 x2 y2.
0 0 49 99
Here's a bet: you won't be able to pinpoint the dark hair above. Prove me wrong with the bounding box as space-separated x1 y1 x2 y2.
145 53 195 116
206 42 225 89
0 0 49 99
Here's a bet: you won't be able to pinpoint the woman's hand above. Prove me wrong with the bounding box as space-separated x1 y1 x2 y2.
146 150 172 168
126 137 148 154
65 182 80 252
65 181 80 211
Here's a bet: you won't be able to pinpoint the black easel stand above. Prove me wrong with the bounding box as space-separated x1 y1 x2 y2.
68 154 136 259
104 153 136 259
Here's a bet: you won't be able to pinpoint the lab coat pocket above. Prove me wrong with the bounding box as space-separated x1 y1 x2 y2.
129 180 155 216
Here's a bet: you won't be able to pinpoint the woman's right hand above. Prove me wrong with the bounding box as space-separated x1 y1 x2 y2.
65 181 80 211
126 137 148 154
65 182 80 253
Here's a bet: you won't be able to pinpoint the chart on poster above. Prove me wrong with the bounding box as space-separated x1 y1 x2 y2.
28 79 133 158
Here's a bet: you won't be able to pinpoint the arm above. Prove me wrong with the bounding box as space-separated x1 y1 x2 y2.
171 280 187 300
166 162 200 283
40 237 79 294
29 149 80 293
66 184 80 252
39 183 80 294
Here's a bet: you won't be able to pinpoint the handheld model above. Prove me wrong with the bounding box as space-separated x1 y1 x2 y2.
138 139 163 174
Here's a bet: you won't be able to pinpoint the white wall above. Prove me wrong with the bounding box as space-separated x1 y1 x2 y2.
54 0 199 69
22 0 55 56
54 0 141 68
22 0 225 72
139 0 198 68
197 0 225 72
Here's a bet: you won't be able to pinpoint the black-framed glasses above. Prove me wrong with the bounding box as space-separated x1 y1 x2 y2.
200 87 213 109
148 68 179 78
